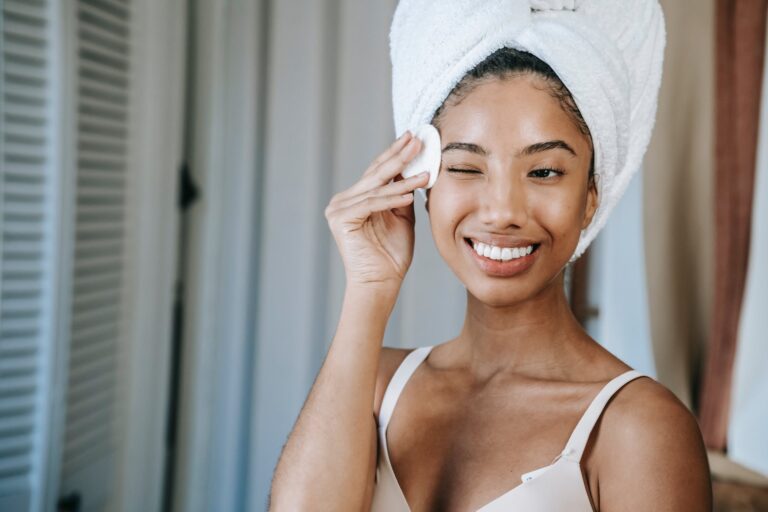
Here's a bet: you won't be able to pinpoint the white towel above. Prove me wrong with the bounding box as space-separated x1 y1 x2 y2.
390 0 666 262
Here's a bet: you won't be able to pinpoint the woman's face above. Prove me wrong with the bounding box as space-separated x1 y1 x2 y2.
427 75 597 306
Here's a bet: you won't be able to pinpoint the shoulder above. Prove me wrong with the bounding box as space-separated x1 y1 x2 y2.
372 346 415 421
593 374 713 511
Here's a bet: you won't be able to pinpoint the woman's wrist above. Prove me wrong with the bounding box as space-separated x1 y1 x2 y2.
337 284 400 337
344 282 401 308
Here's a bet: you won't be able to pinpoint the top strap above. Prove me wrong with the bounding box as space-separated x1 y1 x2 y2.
561 369 649 462
377 345 434 430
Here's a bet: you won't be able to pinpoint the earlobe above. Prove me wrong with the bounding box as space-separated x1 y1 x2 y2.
582 181 598 230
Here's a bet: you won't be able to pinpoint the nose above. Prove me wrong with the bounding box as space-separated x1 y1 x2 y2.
478 174 528 229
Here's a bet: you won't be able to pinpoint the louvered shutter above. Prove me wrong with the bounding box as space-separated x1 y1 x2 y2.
0 1 55 511
57 1 132 509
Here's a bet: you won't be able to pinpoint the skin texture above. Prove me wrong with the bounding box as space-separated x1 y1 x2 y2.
370 75 713 511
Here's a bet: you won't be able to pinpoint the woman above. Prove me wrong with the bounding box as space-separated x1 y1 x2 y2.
270 2 712 511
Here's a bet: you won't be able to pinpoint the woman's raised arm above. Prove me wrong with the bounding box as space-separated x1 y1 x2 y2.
269 131 429 511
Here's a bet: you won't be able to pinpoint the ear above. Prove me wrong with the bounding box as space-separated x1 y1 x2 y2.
581 174 598 230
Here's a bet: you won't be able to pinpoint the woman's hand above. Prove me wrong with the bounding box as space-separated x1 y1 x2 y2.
324 131 430 292
272 135 428 509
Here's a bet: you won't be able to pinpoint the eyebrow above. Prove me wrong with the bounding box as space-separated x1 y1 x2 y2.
441 139 577 158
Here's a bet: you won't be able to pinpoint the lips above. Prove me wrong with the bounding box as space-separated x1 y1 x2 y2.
464 235 541 249
463 237 540 277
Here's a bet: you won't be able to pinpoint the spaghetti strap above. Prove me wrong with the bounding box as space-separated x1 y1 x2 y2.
560 369 649 462
377 345 434 430
372 359 653 512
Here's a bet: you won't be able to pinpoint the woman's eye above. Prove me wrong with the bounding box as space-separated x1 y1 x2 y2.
446 167 480 174
529 168 564 179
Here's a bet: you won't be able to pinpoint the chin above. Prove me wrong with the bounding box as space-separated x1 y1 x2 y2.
466 281 535 307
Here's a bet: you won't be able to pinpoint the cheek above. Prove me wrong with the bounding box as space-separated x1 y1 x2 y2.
427 185 470 245
534 186 586 242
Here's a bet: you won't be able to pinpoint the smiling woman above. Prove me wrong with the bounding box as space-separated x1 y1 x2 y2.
364 50 703 512
268 1 713 511
425 49 598 302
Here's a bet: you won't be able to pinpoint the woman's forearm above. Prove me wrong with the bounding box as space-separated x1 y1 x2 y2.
269 285 398 511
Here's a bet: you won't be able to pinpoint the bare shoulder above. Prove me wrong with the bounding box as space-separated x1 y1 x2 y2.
372 346 415 421
594 375 713 511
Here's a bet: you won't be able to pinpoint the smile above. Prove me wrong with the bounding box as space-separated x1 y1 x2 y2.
463 238 540 277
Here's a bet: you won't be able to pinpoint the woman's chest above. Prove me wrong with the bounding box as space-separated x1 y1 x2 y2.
384 383 600 511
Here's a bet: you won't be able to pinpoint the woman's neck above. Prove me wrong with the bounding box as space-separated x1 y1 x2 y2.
451 273 596 383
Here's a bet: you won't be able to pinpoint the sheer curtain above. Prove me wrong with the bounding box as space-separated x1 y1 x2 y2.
584 170 657 377
728 9 768 477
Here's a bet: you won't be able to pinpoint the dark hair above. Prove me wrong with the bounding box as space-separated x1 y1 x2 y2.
430 47 596 185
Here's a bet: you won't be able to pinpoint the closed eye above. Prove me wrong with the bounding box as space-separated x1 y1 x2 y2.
446 167 480 174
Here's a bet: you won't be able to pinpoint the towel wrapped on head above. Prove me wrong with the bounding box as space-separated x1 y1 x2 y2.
389 0 666 262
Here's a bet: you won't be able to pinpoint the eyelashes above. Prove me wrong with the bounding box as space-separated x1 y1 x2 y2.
528 168 565 179
446 167 566 179
445 167 480 174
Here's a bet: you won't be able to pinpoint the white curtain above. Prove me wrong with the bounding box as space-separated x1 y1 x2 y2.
727 11 768 478
248 2 404 509
584 170 657 377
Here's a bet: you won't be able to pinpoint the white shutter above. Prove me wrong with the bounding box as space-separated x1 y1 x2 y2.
58 0 132 509
0 1 55 511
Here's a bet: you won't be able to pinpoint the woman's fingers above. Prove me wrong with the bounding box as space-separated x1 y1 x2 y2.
326 170 429 214
366 136 423 187
325 189 415 228
323 132 425 289
341 191 416 225
362 131 412 178
334 134 423 202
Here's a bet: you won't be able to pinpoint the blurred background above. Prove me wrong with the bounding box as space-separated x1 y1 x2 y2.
0 0 766 511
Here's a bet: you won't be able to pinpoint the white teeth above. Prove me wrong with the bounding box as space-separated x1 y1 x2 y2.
471 240 534 262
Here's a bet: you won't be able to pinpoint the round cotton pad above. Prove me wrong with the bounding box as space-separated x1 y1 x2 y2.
400 123 441 196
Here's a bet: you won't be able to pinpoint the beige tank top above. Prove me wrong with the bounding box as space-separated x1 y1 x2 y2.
371 344 648 511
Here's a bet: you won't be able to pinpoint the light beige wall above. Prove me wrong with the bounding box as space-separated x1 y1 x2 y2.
644 0 715 408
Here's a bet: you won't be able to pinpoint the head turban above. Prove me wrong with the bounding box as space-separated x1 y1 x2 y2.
389 0 666 262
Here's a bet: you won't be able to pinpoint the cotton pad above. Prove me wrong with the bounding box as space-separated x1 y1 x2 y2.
400 123 441 201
